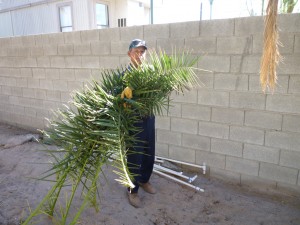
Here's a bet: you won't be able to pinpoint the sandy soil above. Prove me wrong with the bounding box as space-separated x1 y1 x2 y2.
0 123 299 225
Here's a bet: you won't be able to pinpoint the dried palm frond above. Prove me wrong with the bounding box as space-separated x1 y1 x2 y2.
260 0 282 92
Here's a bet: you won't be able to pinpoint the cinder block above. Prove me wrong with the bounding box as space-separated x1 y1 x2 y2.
11 36 22 46
22 88 35 98
35 107 49 118
53 80 68 91
198 55 230 73
50 56 65 68
265 131 300 152
144 24 169 39
0 37 11 48
81 29 100 43
48 33 64 45
61 92 72 103
22 35 36 47
199 121 229 139
295 35 300 53
211 107 244 125
99 56 120 69
283 114 300 133
209 167 241 184
81 56 100 68
217 36 252 55
249 74 289 94
16 78 27 88
65 56 81 68
31 46 44 56
11 87 22 96
120 26 144 42
198 90 229 107
155 116 170 130
252 34 263 54
214 73 248 91
37 56 51 67
59 69 75 80
15 57 37 68
156 38 185 54
288 76 300 94
46 90 61 101
182 134 210 151
195 71 214 88
18 47 31 57
171 90 197 104
91 42 111 56
43 100 63 110
64 31 82 44
245 110 282 130
157 130 181 146
196 150 225 169
19 97 44 108
170 21 199 38
182 104 210 121
230 125 264 145
235 16 264 35
155 143 169 157
277 182 300 195
45 68 59 79
163 102 181 117
75 69 92 81
74 43 91 55
32 68 46 79
0 56 14 67
266 94 300 114
58 44 74 55
243 143 280 164
259 162 298 184
226 156 259 176
280 150 300 170
99 27 120 42
279 33 295 54
43 45 58 56
169 145 195 163
211 138 243 157
185 37 216 54
200 19 234 37
278 13 300 33
1 86 11 95
241 55 260 73
110 41 128 55
278 55 300 74
27 78 39 89
34 89 47 100
67 81 84 92
39 79 53 90
171 117 198 134
230 92 265 110
24 107 37 117
0 48 7 56
10 68 21 77
0 94 9 104
3 77 17 86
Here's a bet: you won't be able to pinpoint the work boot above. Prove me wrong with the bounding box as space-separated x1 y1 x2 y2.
127 192 141 208
139 182 156 194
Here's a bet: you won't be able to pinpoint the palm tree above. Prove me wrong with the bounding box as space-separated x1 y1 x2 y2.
22 50 200 224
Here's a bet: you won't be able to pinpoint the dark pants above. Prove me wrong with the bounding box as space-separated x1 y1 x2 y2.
127 116 155 193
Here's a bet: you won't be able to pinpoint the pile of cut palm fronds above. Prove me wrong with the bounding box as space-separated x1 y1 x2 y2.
23 49 200 224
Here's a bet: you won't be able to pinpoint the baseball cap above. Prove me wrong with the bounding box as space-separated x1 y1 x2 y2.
129 39 147 50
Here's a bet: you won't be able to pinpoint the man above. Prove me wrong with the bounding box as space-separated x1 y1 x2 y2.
126 39 156 208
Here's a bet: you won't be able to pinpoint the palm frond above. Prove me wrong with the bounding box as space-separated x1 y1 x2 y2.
23 49 200 224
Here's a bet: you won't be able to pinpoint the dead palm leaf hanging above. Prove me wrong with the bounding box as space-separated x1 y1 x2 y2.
260 0 282 92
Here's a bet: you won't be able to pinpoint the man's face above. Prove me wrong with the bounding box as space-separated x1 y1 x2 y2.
128 46 146 67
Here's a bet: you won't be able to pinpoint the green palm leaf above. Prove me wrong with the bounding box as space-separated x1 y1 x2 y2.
23 49 200 224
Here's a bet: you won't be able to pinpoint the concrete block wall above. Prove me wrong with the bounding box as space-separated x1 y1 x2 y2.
0 13 300 194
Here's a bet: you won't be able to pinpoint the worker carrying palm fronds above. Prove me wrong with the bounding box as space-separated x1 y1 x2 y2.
124 39 156 208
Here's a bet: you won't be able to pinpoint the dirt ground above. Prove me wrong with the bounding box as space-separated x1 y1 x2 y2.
0 123 299 225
